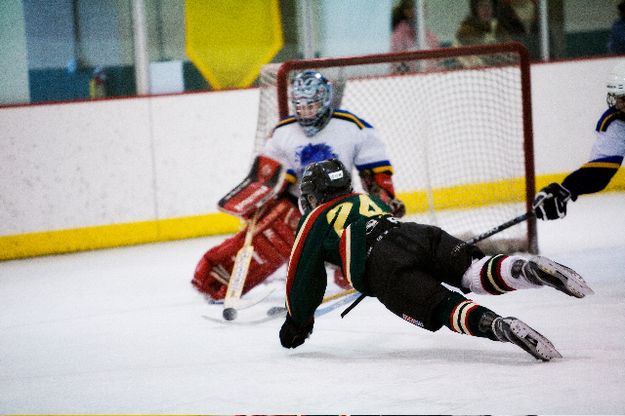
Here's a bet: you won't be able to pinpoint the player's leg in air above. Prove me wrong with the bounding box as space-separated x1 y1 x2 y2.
366 220 593 361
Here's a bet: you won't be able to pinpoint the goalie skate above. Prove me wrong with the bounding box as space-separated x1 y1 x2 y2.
493 316 562 361
523 256 594 298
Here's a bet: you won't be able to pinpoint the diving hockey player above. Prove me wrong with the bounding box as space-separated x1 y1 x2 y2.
279 159 594 361
533 61 625 220
193 70 405 300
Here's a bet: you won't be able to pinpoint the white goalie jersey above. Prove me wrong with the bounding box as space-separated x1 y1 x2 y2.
591 107 625 162
261 109 394 198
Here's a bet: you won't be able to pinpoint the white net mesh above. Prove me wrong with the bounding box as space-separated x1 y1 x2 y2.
255 46 536 253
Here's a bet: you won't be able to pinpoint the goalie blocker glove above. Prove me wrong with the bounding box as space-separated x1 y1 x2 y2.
359 170 406 218
533 182 572 220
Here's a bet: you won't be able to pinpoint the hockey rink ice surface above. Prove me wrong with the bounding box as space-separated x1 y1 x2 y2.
1 192 624 414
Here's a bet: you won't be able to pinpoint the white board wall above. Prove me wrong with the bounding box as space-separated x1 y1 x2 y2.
0 56 621 237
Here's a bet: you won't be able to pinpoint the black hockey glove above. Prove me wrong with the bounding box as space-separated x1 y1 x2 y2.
533 183 572 220
279 314 314 349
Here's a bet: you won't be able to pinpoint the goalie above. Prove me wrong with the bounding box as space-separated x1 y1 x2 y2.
192 70 405 301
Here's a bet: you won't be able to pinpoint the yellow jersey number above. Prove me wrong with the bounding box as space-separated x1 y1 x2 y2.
325 194 386 237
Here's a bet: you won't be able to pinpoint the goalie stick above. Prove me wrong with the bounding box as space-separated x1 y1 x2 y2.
222 209 261 321
343 211 536 318
208 286 277 311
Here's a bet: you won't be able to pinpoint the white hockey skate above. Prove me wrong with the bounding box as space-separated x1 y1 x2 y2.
492 316 562 361
521 255 594 298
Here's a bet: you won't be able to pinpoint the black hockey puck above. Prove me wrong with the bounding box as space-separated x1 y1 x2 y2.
223 307 237 321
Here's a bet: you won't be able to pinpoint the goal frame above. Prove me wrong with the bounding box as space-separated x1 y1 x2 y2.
273 42 537 253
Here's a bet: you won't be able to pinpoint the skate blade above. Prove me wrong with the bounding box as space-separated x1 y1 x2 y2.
533 256 594 298
509 319 563 362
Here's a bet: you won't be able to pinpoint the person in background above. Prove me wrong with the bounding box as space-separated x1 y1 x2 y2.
456 0 509 46
495 0 539 59
532 61 625 221
608 1 625 54
279 159 593 361
390 0 440 72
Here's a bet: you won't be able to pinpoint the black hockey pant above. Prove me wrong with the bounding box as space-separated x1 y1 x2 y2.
364 221 484 331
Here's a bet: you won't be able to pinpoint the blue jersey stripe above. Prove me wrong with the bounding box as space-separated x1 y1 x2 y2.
356 160 393 172
591 155 624 164
332 109 373 129
286 169 297 183
275 117 298 130
596 107 625 132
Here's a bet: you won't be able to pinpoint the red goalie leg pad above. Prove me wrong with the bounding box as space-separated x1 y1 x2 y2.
191 197 301 300
192 231 244 300
238 198 301 294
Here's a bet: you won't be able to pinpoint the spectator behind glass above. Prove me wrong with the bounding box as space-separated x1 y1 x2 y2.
455 0 511 67
390 0 439 72
456 0 510 46
608 1 625 54
495 0 539 59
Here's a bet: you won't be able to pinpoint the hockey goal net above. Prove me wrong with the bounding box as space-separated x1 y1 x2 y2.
254 42 537 254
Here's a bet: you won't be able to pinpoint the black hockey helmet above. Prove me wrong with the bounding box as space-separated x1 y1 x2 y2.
299 159 352 214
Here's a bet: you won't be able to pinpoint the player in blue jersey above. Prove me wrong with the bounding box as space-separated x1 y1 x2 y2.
279 159 594 361
533 61 625 220
193 70 405 300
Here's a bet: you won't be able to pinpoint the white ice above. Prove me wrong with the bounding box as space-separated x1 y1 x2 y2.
1 193 624 414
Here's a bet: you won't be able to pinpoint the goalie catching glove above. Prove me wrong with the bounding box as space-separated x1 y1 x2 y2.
533 183 572 220
359 169 405 217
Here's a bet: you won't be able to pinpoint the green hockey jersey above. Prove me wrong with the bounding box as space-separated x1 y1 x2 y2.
285 192 391 324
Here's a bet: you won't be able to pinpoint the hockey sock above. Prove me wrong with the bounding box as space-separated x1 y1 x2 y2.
461 254 541 295
433 291 500 341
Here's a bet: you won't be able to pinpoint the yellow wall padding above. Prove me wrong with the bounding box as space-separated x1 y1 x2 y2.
0 213 242 261
185 0 283 89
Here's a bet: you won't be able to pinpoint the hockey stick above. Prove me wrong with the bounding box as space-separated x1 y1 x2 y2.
322 288 356 302
314 291 361 317
223 209 261 321
464 211 535 245
342 211 536 318
266 288 357 318
203 292 362 325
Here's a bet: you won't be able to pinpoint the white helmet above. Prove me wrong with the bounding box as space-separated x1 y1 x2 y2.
606 61 625 107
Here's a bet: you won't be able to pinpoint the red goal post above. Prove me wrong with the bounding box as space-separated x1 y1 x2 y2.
256 42 537 254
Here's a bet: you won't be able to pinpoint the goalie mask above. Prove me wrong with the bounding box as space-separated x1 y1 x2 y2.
606 61 625 111
291 70 334 137
299 159 353 214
